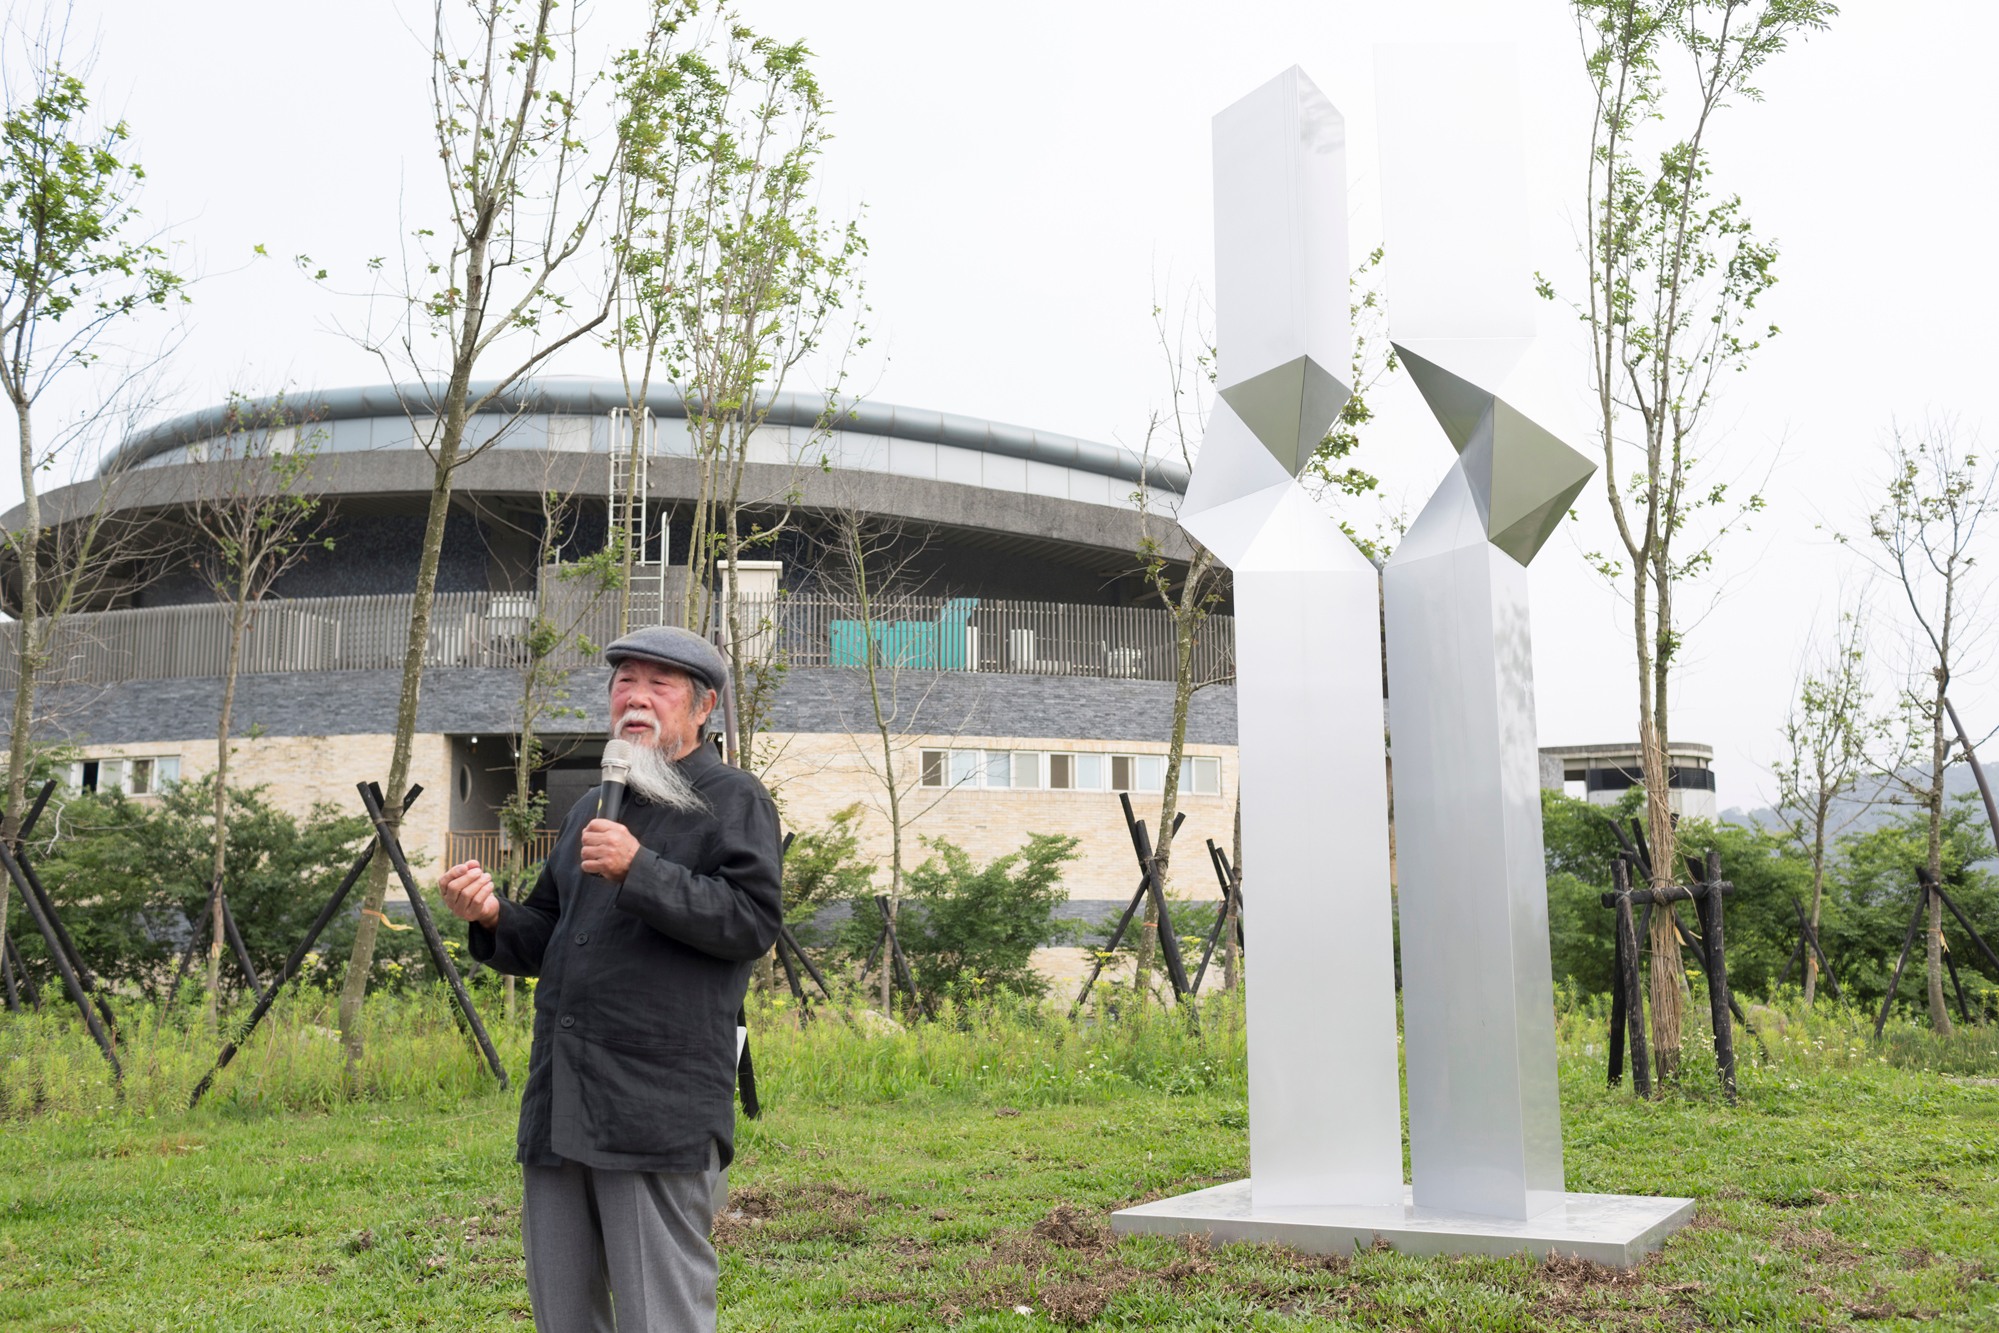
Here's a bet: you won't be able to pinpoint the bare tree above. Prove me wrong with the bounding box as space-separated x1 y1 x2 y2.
815 507 960 1014
336 0 633 1060
1769 601 1880 1005
0 8 181 966
1549 0 1832 1080
1853 422 1996 1035
186 394 332 1031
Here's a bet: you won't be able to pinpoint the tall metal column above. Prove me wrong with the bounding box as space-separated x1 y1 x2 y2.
1177 67 1403 1210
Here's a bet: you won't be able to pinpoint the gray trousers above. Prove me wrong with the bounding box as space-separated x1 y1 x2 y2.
522 1146 723 1333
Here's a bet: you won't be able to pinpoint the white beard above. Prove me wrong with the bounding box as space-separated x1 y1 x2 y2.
615 718 710 814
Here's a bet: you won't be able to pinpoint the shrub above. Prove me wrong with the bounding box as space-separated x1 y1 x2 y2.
888 833 1081 1004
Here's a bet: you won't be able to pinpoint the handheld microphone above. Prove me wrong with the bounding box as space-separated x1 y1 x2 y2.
598 739 633 823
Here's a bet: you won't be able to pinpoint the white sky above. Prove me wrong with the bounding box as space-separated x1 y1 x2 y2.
12 0 1998 813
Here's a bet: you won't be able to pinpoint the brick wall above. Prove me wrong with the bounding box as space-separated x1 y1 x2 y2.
760 731 1237 903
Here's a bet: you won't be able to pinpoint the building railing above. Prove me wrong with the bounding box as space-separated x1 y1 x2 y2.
0 590 1234 689
444 829 561 872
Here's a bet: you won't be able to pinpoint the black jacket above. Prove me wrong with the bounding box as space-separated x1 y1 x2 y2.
468 744 782 1173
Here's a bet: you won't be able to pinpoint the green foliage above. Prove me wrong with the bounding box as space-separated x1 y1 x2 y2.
5 779 437 1001
0 57 183 402
1536 786 1999 1016
779 803 873 936
841 834 1080 1005
1540 788 1642 992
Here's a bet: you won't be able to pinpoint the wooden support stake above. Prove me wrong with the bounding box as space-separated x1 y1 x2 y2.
1697 850 1737 1100
1120 794 1191 999
1607 913 1628 1087
0 838 119 1080
1874 879 1932 1040
1611 857 1650 1098
191 786 421 1108
359 783 508 1088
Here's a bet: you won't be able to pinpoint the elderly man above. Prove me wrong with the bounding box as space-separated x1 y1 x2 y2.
440 626 782 1333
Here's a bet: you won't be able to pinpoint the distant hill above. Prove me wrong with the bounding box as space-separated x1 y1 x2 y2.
1721 762 1997 863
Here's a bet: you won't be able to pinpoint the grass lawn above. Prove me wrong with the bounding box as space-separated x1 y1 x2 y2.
1 1000 1996 1330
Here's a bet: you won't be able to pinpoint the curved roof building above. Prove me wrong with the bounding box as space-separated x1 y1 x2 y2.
3 380 1240 915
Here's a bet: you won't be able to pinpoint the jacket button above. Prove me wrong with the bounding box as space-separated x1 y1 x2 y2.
575 931 588 945
559 1015 574 1029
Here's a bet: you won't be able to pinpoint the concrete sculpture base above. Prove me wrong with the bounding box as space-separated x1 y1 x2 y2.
1112 1182 1694 1268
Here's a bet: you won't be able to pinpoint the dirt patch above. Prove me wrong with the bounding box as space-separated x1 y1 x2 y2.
1776 1224 1863 1269
1031 1205 1112 1253
714 1181 878 1246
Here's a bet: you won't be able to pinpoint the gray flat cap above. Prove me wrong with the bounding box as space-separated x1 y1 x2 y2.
604 626 727 694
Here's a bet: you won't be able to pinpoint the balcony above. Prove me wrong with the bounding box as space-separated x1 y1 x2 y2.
0 590 1235 689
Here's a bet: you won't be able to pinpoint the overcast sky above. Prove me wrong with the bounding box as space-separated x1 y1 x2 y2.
12 0 1997 812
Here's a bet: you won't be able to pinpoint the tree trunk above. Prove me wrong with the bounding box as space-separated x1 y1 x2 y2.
1223 794 1241 993
205 592 251 1034
1804 808 1826 1006
1 395 41 963
337 403 466 1063
1134 549 1210 1006
1925 682 1952 1035
1636 574 1683 1084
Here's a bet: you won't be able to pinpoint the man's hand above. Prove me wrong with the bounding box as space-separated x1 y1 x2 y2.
581 819 642 884
440 860 502 929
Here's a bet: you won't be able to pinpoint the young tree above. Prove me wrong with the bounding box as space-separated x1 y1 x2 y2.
1548 0 1833 1079
337 0 632 1060
1129 265 1395 1001
1856 423 1996 1035
620 18 862 767
1769 604 1879 1004
187 394 332 1031
817 507 956 1013
0 12 181 967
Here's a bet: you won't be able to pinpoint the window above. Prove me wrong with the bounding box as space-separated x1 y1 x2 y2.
1134 754 1164 793
68 754 180 796
916 748 1201 795
1180 756 1221 796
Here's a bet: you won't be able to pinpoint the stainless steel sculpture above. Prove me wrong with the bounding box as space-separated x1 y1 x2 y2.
1114 51 1694 1265
1177 66 1405 1211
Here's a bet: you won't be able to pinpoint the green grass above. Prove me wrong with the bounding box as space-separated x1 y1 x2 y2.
1 990 1996 1329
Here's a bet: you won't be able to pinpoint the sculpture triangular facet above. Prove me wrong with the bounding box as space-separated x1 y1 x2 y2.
1394 343 1494 454
1217 354 1352 477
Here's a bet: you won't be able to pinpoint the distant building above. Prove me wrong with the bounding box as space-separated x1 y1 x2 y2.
1 380 1237 912
1537 742 1718 822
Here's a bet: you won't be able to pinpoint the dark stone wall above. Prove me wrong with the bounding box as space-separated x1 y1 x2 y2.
137 510 496 607
27 666 1239 748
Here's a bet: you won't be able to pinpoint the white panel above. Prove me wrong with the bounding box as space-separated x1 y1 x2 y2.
888 438 939 479
1236 562 1404 1208
1384 461 1564 1222
1025 460 1069 498
981 453 1027 492
1067 469 1114 507
935 443 985 487
833 431 891 472
1212 67 1350 443
745 425 789 465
